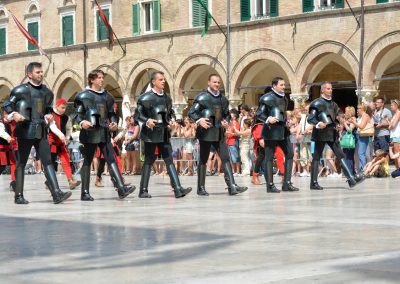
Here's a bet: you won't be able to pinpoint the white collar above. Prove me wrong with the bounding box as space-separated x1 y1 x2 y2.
321 94 332 101
152 88 164 96
28 80 42 87
86 86 105 93
208 87 220 97
272 88 285 97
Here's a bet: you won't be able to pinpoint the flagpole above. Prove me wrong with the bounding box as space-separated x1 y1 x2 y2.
195 0 227 39
357 0 365 102
111 30 126 55
226 0 231 98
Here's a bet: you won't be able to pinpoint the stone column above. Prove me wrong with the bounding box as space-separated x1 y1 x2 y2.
290 93 309 107
173 103 188 120
229 98 242 110
355 88 380 103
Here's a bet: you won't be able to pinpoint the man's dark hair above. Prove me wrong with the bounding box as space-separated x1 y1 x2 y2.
26 62 42 75
150 71 165 87
271 77 284 87
88 69 105 87
208 74 220 81
375 97 385 103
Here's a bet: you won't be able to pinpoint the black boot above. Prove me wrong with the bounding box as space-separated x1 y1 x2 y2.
44 165 72 204
9 181 16 192
340 159 362 189
166 164 192 198
14 167 29 204
109 162 135 199
223 162 247 195
282 158 299 192
139 164 152 198
197 164 209 196
80 165 94 201
265 161 280 193
310 159 323 190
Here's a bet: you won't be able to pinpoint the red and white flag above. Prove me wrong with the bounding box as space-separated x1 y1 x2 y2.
9 11 46 55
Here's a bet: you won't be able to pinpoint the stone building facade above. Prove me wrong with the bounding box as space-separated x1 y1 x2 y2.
0 0 399 118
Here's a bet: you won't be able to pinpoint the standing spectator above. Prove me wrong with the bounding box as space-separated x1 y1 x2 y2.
373 97 392 153
351 103 373 171
182 117 196 175
296 102 313 177
386 99 400 168
235 118 252 176
341 106 357 175
226 109 241 176
125 117 140 175
239 104 250 129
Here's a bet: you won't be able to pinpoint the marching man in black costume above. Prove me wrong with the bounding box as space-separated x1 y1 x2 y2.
3 62 72 204
134 71 192 198
188 74 247 196
308 82 365 190
74 69 135 201
256 77 299 193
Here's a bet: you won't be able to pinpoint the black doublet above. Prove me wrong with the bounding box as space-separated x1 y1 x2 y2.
308 97 341 142
74 89 117 144
188 91 230 142
134 90 174 143
3 83 53 139
255 91 288 141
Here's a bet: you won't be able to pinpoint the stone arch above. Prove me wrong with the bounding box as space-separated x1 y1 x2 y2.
52 68 84 97
26 0 41 14
0 77 14 103
363 31 400 87
296 41 359 92
175 54 226 101
126 59 173 101
96 64 127 92
231 49 296 106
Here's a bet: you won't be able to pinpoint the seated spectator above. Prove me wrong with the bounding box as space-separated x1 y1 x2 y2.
364 149 389 178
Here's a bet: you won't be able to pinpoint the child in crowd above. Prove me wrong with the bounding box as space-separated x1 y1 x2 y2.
363 149 390 178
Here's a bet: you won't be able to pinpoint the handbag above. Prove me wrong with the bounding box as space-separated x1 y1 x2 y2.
359 122 375 137
340 131 356 149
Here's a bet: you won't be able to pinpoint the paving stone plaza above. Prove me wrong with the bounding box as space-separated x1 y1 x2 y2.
0 174 399 284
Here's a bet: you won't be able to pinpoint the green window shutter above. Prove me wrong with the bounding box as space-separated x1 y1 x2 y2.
28 22 39 50
97 8 109 41
376 0 389 3
240 0 251 21
270 0 279 17
335 0 344 8
62 15 74 46
153 0 160 32
132 3 140 36
303 0 314 13
0 28 5 55
192 0 207 27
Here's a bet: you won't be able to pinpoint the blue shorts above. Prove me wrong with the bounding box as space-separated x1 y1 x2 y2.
228 145 240 163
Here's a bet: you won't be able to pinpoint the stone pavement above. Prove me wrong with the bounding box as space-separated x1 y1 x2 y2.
0 174 399 284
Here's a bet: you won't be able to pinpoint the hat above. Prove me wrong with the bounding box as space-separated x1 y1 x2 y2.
56 99 67 107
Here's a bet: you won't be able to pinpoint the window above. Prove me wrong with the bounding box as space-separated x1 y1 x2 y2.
0 27 6 55
94 3 112 42
192 0 209 27
240 0 278 21
61 14 74 46
376 0 389 3
27 20 39 50
303 0 344 12
132 1 160 36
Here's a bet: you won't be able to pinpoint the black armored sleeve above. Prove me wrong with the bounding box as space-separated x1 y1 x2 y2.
44 87 54 115
2 85 26 114
307 100 320 126
133 96 149 125
255 95 268 123
73 93 86 124
188 92 206 122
